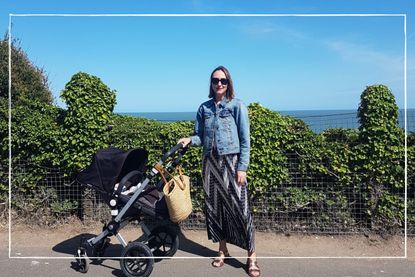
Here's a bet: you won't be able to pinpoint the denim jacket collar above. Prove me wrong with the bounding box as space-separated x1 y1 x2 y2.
208 97 230 109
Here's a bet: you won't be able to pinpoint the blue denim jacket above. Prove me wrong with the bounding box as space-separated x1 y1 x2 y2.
190 98 250 171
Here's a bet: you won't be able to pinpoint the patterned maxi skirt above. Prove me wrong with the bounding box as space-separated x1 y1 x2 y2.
202 150 255 252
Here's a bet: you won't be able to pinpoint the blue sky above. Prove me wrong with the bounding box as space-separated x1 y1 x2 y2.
0 0 414 112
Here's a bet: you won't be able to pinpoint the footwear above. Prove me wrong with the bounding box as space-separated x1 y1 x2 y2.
246 258 261 277
211 250 230 268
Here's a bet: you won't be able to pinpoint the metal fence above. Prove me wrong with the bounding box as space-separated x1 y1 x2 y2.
5 155 412 235
3 110 414 234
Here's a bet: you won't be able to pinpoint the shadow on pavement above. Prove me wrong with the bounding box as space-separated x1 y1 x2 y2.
176 231 245 269
53 232 126 258
53 233 95 256
53 228 245 276
54 233 126 276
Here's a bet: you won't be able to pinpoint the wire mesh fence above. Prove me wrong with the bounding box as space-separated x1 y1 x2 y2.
5 154 412 235
3 110 414 234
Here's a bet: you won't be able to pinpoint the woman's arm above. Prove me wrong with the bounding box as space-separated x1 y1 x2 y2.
235 101 250 172
189 105 204 146
178 105 204 147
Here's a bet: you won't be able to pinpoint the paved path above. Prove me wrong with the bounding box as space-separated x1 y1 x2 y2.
1 227 415 276
2 251 415 277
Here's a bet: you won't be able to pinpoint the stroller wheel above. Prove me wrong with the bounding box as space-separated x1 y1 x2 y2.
75 247 89 273
120 242 154 277
148 226 179 257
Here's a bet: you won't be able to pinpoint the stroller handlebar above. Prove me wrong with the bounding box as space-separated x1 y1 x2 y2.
160 143 187 164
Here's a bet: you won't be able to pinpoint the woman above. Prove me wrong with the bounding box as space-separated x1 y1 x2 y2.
178 66 260 277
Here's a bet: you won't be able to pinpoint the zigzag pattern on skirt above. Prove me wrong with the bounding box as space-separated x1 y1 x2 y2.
202 151 255 252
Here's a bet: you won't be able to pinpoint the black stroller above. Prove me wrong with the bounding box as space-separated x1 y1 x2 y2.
74 143 187 277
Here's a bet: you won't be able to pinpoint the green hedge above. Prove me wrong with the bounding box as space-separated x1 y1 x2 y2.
1 76 413 232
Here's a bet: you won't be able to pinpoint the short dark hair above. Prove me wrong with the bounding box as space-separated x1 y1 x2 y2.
208 65 235 100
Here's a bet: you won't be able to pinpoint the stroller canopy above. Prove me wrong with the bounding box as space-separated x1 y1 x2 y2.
77 147 148 194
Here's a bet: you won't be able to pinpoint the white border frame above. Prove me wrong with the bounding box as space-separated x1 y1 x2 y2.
8 13 408 260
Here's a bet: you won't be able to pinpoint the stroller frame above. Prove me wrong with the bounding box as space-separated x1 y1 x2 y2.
75 143 187 277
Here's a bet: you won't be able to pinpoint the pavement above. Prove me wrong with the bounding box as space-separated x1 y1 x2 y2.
1 224 415 277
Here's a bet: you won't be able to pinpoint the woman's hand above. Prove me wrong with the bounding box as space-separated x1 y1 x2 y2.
178 137 191 147
236 171 247 186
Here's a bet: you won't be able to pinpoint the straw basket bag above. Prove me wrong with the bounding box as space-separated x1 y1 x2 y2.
162 166 192 223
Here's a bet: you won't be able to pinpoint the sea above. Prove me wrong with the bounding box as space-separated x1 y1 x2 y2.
119 109 415 134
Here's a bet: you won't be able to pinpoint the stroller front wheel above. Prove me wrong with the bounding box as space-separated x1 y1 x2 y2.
75 247 89 273
120 242 154 277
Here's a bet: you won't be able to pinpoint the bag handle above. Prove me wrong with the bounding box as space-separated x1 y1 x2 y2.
169 166 186 190
154 163 169 185
155 164 186 190
171 175 186 190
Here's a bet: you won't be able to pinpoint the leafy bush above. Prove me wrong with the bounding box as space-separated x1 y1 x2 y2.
110 114 166 163
248 103 290 193
0 38 52 105
353 85 405 232
407 133 415 230
1 71 116 220
0 99 64 200
0 36 55 198
60 72 116 173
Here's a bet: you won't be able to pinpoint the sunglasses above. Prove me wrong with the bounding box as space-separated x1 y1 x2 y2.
211 78 229 85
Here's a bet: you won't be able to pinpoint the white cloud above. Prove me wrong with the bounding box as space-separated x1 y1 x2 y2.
325 39 403 71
